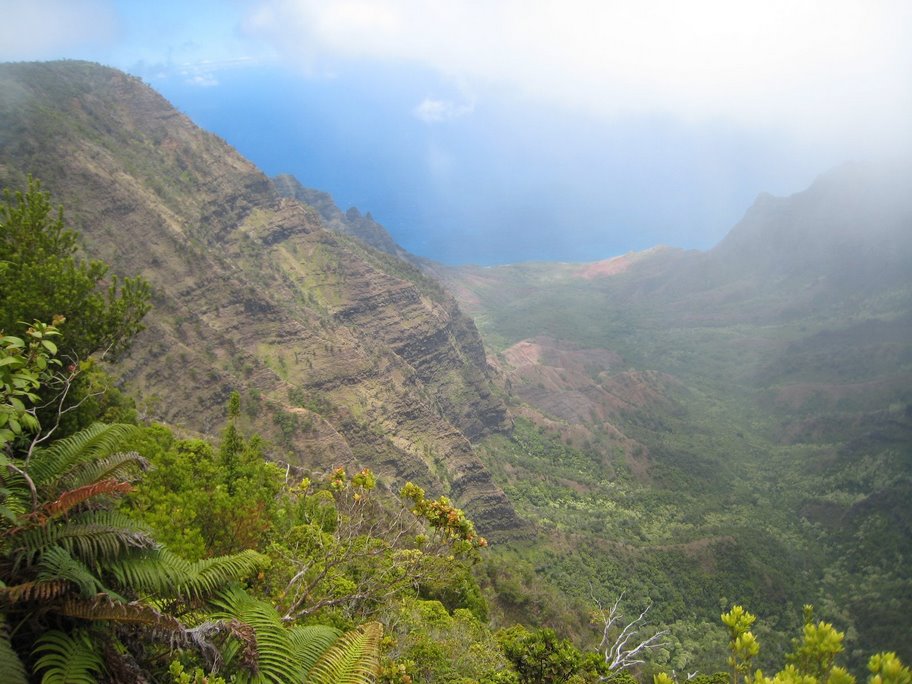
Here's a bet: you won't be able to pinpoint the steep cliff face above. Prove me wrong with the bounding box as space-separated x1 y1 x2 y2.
0 60 519 535
272 174 407 258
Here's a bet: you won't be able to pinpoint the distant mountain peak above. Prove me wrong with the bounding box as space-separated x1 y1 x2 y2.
711 159 912 284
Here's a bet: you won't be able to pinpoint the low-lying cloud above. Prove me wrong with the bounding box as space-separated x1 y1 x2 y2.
0 0 119 61
245 0 912 153
413 97 475 123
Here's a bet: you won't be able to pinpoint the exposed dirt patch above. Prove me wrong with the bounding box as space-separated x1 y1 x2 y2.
575 253 637 279
652 536 736 574
502 338 546 367
500 336 676 426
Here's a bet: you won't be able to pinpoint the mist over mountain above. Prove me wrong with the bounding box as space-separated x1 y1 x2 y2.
151 64 831 265
1 58 910 673
712 161 912 286
438 160 912 664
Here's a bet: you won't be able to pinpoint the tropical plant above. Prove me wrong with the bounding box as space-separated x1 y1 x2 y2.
127 417 285 559
267 468 488 624
0 320 62 450
213 586 382 684
0 421 267 681
379 597 517 683
710 605 911 684
868 652 912 684
497 624 609 683
0 177 150 362
721 605 760 684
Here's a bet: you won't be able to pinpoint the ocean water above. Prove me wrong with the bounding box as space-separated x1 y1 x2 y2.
152 64 819 265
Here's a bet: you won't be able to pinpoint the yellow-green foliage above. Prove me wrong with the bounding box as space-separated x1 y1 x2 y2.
380 598 516 684
868 653 912 684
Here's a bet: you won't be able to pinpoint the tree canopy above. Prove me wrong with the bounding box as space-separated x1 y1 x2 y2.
0 177 150 361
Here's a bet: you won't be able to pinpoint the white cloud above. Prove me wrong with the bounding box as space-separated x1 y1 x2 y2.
173 58 259 87
413 97 475 123
0 0 119 60
185 72 220 87
245 0 912 150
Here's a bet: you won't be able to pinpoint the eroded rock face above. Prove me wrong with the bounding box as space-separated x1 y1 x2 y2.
0 60 520 536
272 174 406 258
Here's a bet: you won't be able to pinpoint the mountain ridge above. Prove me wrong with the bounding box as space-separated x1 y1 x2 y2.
0 60 522 536
3 58 910 665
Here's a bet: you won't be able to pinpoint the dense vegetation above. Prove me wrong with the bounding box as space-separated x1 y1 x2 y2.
440 169 912 673
2 167 909 679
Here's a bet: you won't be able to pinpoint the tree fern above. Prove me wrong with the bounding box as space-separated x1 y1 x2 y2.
62 450 147 491
33 629 104 684
0 620 27 684
8 509 156 571
108 547 268 601
211 588 381 684
0 456 30 524
181 551 270 601
211 586 302 684
27 423 142 492
36 545 106 598
0 483 27 525
3 417 382 683
289 624 344 677
2 422 268 681
0 577 70 604
57 597 183 631
304 622 382 684
39 478 134 519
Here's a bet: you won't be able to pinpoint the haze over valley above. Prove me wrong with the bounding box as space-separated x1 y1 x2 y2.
3 1 911 264
0 3 910 682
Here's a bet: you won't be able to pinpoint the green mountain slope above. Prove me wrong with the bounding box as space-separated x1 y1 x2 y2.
0 60 521 536
436 162 912 667
3 58 909 672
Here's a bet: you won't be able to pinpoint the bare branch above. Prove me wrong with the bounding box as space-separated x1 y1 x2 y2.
594 595 670 676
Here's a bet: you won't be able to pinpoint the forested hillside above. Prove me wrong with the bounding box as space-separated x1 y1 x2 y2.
437 161 912 669
1 59 910 682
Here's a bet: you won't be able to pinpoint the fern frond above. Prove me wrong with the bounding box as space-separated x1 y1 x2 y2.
304 622 382 684
9 509 156 571
211 586 302 684
0 477 31 522
29 423 140 491
0 621 27 684
33 629 104 684
183 550 269 600
40 479 133 519
108 548 267 601
63 450 148 490
0 579 71 604
37 546 106 598
57 597 184 630
105 548 186 596
289 624 342 677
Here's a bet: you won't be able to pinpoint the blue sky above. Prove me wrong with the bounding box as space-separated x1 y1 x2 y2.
2 1 911 264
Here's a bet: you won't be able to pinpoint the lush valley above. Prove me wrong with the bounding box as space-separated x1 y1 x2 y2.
435 163 912 668
1 60 910 682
